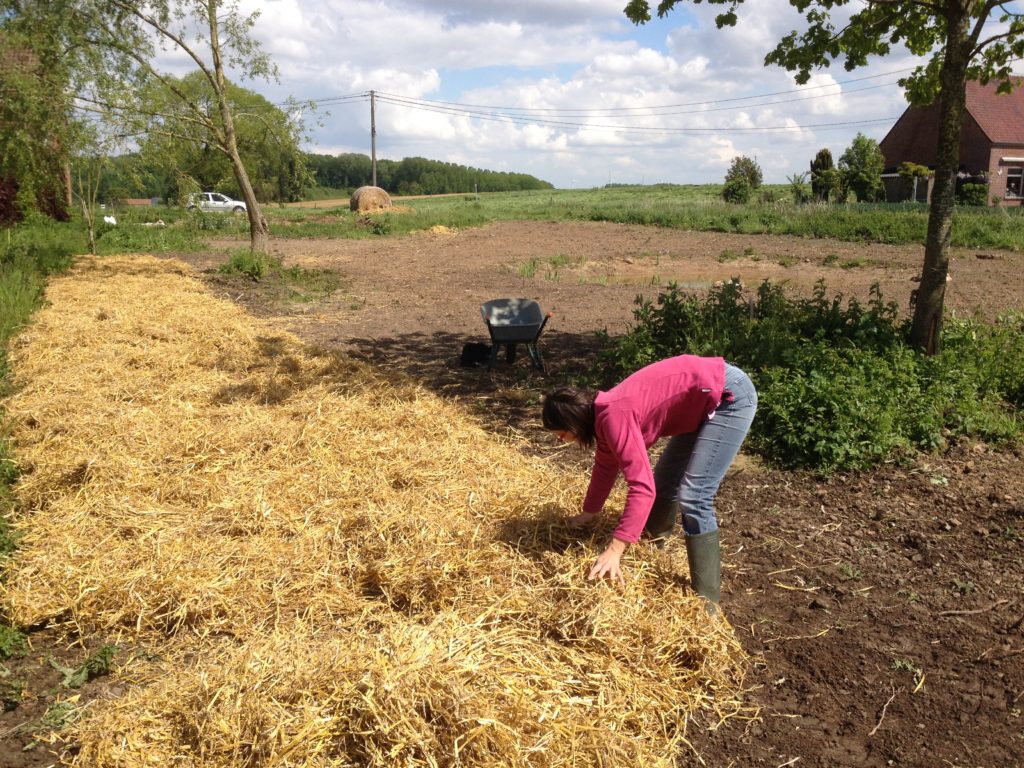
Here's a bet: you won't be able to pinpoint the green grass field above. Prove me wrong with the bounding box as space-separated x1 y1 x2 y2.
266 184 1024 250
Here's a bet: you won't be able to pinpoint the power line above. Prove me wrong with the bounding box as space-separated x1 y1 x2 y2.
286 65 912 115
371 92 898 136
374 67 915 115
372 85 902 120
283 67 909 136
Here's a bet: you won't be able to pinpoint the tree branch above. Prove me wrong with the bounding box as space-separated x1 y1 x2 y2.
74 94 216 136
863 0 943 13
971 30 1013 55
78 35 227 148
996 2 1024 19
106 0 217 92
969 0 1005 53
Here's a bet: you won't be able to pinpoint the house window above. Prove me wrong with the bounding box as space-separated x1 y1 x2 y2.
1007 167 1024 198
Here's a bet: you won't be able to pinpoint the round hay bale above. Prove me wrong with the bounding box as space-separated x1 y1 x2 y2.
350 185 393 212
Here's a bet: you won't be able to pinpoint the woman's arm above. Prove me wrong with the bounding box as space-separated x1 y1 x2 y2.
599 413 656 543
581 444 619 515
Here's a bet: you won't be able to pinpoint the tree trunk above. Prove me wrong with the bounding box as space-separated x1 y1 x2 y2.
908 11 971 354
229 144 270 254
206 0 270 255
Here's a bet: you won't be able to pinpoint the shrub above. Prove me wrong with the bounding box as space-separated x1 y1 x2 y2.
597 280 1022 472
724 156 762 188
957 183 989 206
753 344 919 471
218 250 280 281
839 133 886 202
722 156 761 203
722 176 752 204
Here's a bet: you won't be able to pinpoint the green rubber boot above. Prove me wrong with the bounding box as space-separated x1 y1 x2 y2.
685 530 721 611
643 498 680 547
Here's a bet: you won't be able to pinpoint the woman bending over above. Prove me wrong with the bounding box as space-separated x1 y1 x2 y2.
542 354 757 610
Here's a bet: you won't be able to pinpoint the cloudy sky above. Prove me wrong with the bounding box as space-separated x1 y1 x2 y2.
166 0 1007 188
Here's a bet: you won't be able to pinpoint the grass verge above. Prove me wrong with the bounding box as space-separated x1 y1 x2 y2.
0 220 78 653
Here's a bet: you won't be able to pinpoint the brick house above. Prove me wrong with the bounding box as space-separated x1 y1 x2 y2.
879 78 1024 206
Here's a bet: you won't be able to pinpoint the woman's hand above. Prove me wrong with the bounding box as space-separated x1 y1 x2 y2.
566 510 599 528
588 537 628 584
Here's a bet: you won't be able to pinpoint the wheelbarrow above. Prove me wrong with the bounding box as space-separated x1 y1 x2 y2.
480 298 552 372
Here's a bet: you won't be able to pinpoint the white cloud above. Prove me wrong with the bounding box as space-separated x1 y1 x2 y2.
148 0 944 187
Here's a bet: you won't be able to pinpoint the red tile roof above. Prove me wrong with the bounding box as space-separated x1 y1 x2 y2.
965 78 1024 145
880 78 1024 170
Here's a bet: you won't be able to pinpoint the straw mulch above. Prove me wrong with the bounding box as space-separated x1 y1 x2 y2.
1 255 754 767
349 186 392 212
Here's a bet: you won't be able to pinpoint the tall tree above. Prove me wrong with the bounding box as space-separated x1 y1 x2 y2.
0 21 73 223
136 71 310 204
810 148 837 202
85 0 296 253
625 0 1024 353
3 0 301 252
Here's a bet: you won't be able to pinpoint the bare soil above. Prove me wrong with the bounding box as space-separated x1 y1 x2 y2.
3 220 1023 767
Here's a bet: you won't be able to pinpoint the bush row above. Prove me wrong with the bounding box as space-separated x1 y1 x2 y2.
595 280 1024 473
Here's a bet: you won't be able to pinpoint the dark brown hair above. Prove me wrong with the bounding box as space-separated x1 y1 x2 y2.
542 387 596 447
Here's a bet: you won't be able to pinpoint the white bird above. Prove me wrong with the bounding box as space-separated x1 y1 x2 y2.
103 215 117 225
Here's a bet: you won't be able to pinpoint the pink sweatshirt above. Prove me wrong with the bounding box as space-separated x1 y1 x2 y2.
582 355 726 543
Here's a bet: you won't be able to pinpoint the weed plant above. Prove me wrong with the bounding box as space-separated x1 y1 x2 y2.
596 280 1024 472
220 249 273 280
217 250 346 301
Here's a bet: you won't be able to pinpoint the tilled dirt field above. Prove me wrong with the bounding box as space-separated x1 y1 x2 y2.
3 220 1022 767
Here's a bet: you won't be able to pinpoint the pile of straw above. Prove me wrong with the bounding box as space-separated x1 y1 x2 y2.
349 186 392 212
1 256 753 766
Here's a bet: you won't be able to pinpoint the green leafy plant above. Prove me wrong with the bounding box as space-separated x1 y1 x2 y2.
0 625 27 659
49 644 118 689
952 578 975 596
219 250 277 281
722 156 762 203
0 669 25 711
596 279 1023 472
957 183 989 206
890 658 925 688
891 658 919 674
36 699 80 731
839 562 863 580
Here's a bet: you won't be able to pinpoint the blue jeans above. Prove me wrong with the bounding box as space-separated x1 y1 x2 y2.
652 364 757 535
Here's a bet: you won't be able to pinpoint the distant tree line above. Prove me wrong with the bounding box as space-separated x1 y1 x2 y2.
304 153 553 196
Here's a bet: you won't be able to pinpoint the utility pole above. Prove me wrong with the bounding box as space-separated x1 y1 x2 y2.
370 90 377 187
